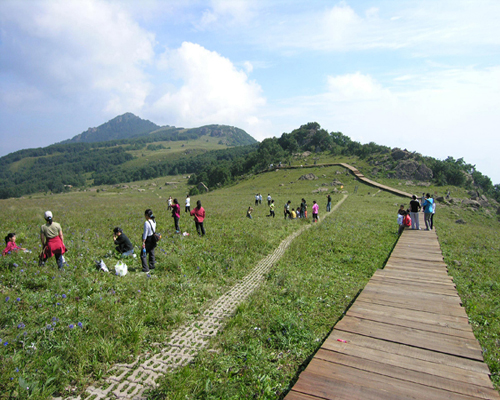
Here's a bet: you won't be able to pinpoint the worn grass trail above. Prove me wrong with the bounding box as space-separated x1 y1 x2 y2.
57 196 348 400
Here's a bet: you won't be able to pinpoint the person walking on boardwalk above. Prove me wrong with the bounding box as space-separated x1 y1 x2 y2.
141 209 156 272
190 200 206 236
422 193 434 231
326 194 332 212
40 211 67 269
431 199 436 230
267 200 275 218
172 198 181 233
113 227 134 257
409 195 421 230
185 195 191 213
312 200 319 222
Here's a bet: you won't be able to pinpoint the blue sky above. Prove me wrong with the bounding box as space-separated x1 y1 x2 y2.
1 0 499 183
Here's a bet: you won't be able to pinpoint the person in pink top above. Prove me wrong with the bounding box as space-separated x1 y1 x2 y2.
171 198 181 233
3 233 26 256
190 200 206 236
312 200 319 222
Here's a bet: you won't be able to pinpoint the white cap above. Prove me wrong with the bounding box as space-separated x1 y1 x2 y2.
44 211 53 219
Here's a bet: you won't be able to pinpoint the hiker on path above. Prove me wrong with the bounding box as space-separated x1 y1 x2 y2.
40 211 67 269
172 198 181 233
422 194 434 231
185 195 191 213
431 200 436 230
409 195 421 230
113 227 134 257
3 233 27 256
190 200 206 236
267 194 272 206
267 200 275 218
326 194 332 212
312 200 319 222
247 206 254 219
141 209 156 272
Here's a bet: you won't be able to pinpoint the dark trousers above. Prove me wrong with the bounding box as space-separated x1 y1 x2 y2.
185 206 190 213
430 214 434 229
195 221 205 236
141 238 155 272
173 216 180 231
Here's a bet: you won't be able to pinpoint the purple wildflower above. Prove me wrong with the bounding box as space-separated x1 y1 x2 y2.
69 324 74 329
16 297 21 302
77 322 83 328
62 294 67 299
5 297 9 302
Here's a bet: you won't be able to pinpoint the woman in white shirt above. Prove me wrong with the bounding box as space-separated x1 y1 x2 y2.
141 209 157 273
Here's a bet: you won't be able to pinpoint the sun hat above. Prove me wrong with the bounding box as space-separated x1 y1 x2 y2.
44 211 53 219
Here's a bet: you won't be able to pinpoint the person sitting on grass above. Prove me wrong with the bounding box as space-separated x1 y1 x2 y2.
113 227 134 257
290 208 297 219
2 233 27 256
247 206 254 219
190 200 206 236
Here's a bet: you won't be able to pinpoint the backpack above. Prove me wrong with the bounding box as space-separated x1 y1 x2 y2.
403 214 411 227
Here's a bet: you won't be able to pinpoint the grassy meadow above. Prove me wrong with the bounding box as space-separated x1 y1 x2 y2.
0 165 499 399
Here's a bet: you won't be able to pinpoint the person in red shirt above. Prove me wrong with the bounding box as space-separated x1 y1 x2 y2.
3 233 26 256
190 200 206 236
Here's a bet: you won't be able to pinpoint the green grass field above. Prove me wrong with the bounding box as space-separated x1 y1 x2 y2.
0 165 498 399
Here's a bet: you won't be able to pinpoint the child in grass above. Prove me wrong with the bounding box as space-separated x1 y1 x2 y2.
3 233 27 256
113 227 134 257
290 208 297 219
312 200 319 222
247 206 254 219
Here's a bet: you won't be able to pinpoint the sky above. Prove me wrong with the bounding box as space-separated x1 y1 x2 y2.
1 0 499 184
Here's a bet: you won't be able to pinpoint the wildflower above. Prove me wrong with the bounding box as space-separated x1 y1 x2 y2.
52 317 58 322
56 302 60 306
15 368 19 372
62 294 67 299
69 324 74 329
17 323 25 329
16 297 21 302
23 331 27 336
5 297 9 302
46 325 52 330
77 322 83 328
4 342 8 346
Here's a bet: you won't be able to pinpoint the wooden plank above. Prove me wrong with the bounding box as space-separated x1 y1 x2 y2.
335 316 483 361
322 337 494 389
356 291 468 318
374 270 455 286
372 270 457 287
367 278 459 297
351 301 470 330
295 358 483 400
314 349 499 399
285 391 322 400
324 331 490 374
347 305 477 340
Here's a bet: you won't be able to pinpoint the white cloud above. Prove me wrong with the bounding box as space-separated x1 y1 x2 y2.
151 42 266 130
195 0 256 30
327 72 391 101
0 0 155 113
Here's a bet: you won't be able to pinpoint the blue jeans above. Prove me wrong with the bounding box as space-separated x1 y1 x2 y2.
327 202 331 212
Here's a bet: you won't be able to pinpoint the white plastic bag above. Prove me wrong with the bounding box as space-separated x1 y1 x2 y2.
114 260 128 276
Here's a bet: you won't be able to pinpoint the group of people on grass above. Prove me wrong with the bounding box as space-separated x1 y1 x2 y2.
3 198 206 274
397 192 436 234
249 194 332 223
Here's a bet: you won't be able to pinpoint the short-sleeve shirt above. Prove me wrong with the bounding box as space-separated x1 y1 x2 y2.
41 222 62 239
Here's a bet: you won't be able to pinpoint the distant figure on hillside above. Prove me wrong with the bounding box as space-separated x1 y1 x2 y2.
40 211 67 269
267 194 272 206
113 227 134 257
171 198 181 233
409 195 421 230
255 194 259 206
190 200 206 236
422 194 434 231
284 201 291 219
3 233 27 256
246 206 254 219
141 209 156 272
259 193 262 205
167 196 173 211
185 195 191 213
301 198 308 218
312 200 319 222
290 208 297 219
296 203 301 218
267 200 275 218
326 194 332 212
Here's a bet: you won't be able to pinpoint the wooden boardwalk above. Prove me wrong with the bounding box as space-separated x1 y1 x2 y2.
285 228 500 400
